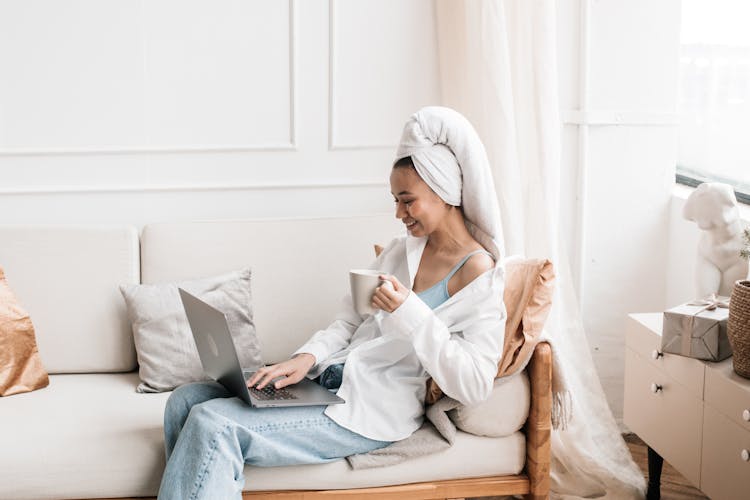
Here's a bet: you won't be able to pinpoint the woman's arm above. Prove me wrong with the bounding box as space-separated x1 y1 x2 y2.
248 304 360 391
289 294 363 370
256 236 406 387
248 297 363 390
247 353 315 389
376 269 505 405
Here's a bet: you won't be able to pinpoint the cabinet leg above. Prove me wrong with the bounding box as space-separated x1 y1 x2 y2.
646 446 663 500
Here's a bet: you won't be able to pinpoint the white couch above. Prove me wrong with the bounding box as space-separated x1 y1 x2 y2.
0 215 550 500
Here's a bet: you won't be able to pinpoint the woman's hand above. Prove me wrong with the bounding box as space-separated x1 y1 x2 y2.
371 275 410 313
247 353 316 390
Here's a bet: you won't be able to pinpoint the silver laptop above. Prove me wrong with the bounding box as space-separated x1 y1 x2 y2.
178 288 344 408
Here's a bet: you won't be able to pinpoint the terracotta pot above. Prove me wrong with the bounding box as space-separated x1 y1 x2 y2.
728 280 750 378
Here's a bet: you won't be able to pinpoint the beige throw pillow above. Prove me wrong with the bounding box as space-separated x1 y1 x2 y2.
0 267 49 396
449 370 530 437
119 269 261 393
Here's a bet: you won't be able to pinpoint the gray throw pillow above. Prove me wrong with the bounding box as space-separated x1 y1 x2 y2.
119 269 262 393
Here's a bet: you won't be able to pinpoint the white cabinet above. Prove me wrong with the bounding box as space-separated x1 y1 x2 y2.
624 313 750 499
700 406 750 500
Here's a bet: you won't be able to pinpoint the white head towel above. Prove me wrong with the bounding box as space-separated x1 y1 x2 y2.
395 106 504 260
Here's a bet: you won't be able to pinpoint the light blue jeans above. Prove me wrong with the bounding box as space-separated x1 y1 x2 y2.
157 381 391 500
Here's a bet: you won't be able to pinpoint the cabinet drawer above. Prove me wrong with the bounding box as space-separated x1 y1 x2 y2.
705 359 750 431
700 405 750 500
624 347 703 486
626 314 704 398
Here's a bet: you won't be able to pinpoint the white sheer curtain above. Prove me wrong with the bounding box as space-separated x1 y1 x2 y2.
435 1 646 498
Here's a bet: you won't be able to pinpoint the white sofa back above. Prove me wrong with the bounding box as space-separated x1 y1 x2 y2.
0 225 140 373
141 215 403 364
0 216 402 373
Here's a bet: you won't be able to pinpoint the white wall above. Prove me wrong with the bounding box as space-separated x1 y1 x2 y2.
559 0 747 430
2 0 714 429
557 0 682 427
0 0 441 228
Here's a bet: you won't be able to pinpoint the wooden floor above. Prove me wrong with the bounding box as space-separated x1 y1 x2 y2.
623 433 708 500
467 434 708 500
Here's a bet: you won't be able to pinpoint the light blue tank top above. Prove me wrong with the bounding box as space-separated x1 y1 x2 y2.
416 249 494 309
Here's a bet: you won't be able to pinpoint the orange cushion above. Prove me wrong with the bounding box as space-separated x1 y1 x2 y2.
496 257 555 376
0 266 49 396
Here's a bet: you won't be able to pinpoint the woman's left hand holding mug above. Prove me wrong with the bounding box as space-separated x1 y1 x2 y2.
371 275 409 313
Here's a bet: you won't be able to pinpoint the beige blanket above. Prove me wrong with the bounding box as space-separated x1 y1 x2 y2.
347 396 461 469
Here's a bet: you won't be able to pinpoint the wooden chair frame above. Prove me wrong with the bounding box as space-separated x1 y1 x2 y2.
88 341 551 500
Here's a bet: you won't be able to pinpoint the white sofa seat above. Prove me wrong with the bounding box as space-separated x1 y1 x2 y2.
0 373 525 500
245 430 525 492
1 373 170 500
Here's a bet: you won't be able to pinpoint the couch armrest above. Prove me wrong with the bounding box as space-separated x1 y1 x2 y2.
524 341 552 499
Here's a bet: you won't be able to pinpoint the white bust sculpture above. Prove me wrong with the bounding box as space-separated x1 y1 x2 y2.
683 182 749 298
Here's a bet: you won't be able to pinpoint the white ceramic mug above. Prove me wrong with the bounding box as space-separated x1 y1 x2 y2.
350 269 392 316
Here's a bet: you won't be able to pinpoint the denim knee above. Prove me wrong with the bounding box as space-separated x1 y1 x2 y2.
166 382 227 422
164 385 194 426
182 402 238 449
160 401 246 499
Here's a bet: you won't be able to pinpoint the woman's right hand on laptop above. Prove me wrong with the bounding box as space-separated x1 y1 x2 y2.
247 353 316 390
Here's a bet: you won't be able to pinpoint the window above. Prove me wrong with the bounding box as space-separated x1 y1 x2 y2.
678 0 750 204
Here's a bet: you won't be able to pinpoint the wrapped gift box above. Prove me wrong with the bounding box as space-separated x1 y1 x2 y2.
661 297 732 361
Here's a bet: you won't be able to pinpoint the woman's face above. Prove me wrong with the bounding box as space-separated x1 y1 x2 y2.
390 166 451 237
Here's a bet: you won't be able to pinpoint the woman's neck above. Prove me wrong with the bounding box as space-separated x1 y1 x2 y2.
426 209 474 255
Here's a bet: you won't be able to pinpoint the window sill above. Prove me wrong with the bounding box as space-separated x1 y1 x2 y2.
672 183 750 224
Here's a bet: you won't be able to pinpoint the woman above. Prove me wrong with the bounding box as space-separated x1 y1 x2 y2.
157 106 507 500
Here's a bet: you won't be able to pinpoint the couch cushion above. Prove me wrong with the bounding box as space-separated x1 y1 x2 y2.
120 268 261 393
140 216 404 364
0 373 526 500
245 429 525 492
0 225 140 373
0 373 170 500
449 370 530 437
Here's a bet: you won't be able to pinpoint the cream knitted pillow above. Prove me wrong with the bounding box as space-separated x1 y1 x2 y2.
119 268 261 393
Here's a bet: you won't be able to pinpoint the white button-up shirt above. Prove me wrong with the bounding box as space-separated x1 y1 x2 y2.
293 234 507 442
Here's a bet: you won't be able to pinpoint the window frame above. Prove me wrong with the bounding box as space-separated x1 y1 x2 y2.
676 167 750 205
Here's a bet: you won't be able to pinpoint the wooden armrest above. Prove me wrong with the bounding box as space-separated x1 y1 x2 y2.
524 341 552 499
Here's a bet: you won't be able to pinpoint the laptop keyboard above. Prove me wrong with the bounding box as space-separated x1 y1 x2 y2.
249 384 298 401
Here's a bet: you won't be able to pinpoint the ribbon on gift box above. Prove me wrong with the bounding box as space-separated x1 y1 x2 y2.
680 293 730 355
